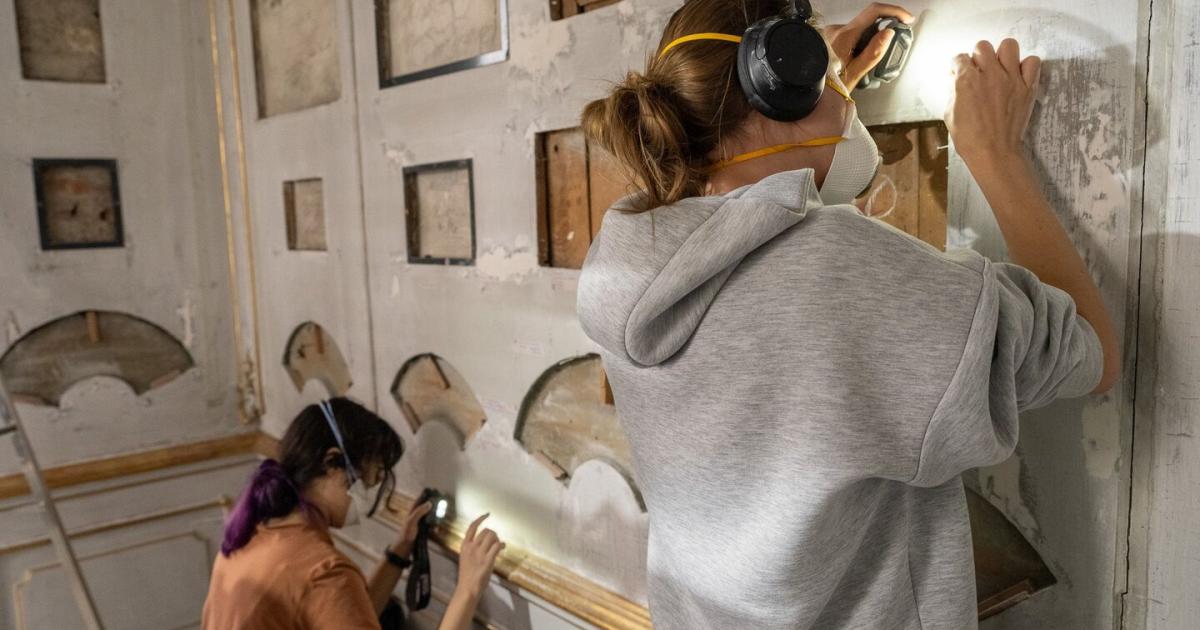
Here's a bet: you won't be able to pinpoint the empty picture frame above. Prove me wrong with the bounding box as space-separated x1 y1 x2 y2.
375 0 509 87
33 158 123 250
283 178 326 251
249 0 342 118
403 160 476 265
14 0 106 83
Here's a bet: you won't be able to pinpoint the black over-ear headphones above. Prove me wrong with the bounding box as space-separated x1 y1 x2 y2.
737 0 830 121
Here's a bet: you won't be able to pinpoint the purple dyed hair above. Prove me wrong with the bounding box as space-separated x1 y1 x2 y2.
220 459 312 556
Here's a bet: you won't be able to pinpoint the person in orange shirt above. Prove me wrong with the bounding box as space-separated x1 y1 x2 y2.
202 397 503 630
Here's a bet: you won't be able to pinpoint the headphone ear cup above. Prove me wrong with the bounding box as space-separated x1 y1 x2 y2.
737 17 829 121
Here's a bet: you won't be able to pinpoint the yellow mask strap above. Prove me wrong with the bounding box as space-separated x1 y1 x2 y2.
708 136 844 173
659 33 743 59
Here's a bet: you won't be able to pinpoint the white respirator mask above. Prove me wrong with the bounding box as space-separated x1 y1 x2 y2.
817 100 882 206
317 400 382 527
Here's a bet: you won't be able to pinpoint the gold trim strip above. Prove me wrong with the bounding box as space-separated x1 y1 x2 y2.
0 432 260 500
206 0 250 423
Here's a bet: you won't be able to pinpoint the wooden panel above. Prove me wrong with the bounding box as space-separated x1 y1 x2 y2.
541 129 592 269
916 124 949 250
283 178 326 251
250 0 341 118
282 321 352 395
514 355 642 508
551 0 623 21
404 161 475 264
380 0 502 79
0 311 193 406
856 121 949 251
34 159 121 249
587 144 628 239
391 354 487 447
14 0 105 83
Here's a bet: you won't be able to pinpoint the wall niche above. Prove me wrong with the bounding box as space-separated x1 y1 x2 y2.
33 158 123 250
856 121 949 250
375 0 508 86
549 0 622 21
403 159 476 265
249 0 342 118
14 0 106 83
535 127 631 269
283 178 326 251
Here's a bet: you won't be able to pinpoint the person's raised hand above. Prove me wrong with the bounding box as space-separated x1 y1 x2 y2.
389 500 432 558
455 513 505 599
945 38 1042 166
824 3 915 90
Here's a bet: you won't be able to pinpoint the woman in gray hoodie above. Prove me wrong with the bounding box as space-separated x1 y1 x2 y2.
575 1 1120 628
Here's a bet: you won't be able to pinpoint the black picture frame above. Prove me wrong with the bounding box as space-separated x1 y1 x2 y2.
375 0 509 88
33 158 124 250
403 159 476 266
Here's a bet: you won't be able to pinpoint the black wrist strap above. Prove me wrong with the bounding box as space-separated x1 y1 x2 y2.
405 521 432 610
384 546 412 570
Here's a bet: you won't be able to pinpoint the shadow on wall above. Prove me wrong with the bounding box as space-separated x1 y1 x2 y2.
0 310 193 406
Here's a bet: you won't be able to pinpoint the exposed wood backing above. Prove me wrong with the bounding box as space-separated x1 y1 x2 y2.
390 353 488 447
282 321 353 396
536 127 633 268
0 432 260 500
550 0 623 20
856 122 948 251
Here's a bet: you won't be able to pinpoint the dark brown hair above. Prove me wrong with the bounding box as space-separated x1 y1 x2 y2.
580 0 789 210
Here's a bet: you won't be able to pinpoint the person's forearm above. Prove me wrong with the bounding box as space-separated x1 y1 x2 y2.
437 586 483 630
365 544 407 616
966 152 1120 392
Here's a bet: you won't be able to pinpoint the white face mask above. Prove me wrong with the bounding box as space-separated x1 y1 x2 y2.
342 477 381 527
818 101 882 206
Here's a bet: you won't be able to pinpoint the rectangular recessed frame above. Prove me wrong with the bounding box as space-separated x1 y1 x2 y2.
14 0 106 83
283 178 327 251
375 0 509 87
33 158 123 250
403 160 476 266
550 0 623 21
858 121 949 251
250 0 342 118
535 127 630 269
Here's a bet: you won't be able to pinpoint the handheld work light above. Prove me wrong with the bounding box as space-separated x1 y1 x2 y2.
406 487 452 611
852 17 915 90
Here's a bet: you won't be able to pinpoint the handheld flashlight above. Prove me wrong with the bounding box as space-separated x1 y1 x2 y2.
852 17 914 90
406 487 452 611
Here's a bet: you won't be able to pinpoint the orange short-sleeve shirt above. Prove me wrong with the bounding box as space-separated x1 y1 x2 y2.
202 520 380 630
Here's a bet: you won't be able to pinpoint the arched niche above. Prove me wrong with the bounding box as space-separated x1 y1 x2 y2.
282 322 351 396
391 353 486 448
969 488 1056 619
0 310 193 406
514 354 644 510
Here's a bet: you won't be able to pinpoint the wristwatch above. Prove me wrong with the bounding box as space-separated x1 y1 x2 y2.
385 546 412 569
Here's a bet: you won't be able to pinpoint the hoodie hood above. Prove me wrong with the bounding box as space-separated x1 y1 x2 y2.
577 169 825 366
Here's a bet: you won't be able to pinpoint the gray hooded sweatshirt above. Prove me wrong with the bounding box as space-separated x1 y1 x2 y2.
576 169 1102 630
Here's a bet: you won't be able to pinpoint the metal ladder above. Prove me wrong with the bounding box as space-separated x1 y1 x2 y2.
0 379 105 630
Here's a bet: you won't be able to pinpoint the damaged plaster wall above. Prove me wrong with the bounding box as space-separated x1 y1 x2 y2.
221 0 1156 621
0 0 242 471
818 1 1144 628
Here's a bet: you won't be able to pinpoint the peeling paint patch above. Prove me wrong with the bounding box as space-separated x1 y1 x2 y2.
474 242 539 282
390 274 400 297
978 454 1042 543
381 141 414 168
175 292 195 349
5 312 20 347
